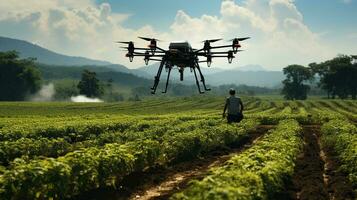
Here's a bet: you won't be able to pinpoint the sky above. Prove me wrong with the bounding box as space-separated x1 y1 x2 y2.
0 0 356 70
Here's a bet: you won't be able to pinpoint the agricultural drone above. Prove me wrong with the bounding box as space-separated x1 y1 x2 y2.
117 36 250 94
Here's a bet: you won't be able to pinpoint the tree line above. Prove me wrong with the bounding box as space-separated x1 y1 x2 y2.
1 50 356 101
0 51 107 101
282 55 357 100
0 51 41 101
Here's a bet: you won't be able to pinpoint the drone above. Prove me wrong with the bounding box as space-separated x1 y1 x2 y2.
117 36 250 94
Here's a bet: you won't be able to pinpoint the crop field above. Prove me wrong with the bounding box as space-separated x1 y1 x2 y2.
0 96 356 200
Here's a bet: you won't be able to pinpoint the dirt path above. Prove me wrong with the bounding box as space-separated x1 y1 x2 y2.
76 125 273 200
128 125 273 200
319 137 355 200
286 126 354 200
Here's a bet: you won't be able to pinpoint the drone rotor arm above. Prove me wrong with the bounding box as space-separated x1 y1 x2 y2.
195 52 208 56
132 53 165 57
120 47 154 51
209 51 232 54
194 44 232 53
155 46 166 52
148 58 163 62
198 60 208 63
194 48 205 53
209 45 232 49
210 55 232 58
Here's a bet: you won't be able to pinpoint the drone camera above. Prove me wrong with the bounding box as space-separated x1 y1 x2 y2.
126 53 134 62
144 51 150 65
228 51 234 64
234 44 241 47
233 43 241 53
207 55 212 67
228 57 233 64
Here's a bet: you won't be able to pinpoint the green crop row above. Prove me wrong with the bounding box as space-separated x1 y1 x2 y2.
171 119 303 200
0 118 222 166
0 117 136 142
0 119 259 199
248 113 311 125
320 120 357 194
244 100 273 114
248 106 348 125
0 112 220 142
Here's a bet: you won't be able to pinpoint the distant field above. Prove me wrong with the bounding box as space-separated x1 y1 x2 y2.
0 97 356 199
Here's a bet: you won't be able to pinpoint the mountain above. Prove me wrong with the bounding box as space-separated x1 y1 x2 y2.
38 65 152 87
0 36 111 66
96 64 133 74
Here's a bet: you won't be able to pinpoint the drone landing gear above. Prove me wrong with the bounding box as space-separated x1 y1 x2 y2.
179 69 184 81
162 67 172 93
193 67 204 94
151 59 165 94
196 63 211 91
151 60 210 94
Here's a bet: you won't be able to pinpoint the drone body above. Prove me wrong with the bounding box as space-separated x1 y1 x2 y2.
118 37 249 94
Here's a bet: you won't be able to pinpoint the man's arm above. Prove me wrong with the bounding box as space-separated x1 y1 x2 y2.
239 99 244 113
223 99 228 118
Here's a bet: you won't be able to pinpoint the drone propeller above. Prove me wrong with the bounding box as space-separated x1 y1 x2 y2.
201 39 223 53
229 37 249 53
117 41 136 62
138 37 161 54
227 50 235 63
119 46 153 51
202 38 222 43
229 37 250 42
116 41 133 44
138 37 161 42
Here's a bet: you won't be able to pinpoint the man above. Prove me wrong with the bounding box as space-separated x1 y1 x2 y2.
223 88 244 123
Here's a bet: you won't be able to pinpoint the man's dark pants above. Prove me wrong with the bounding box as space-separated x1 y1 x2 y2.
227 113 244 123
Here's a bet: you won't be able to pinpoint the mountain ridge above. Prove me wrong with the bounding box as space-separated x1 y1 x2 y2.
0 36 112 66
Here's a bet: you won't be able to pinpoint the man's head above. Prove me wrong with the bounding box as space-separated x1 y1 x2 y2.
229 88 235 96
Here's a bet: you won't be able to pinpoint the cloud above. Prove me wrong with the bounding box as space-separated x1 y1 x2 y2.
0 0 137 65
0 0 342 70
168 0 335 69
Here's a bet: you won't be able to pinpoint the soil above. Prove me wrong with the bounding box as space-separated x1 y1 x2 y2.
285 126 355 200
74 125 355 200
320 139 355 200
74 125 273 200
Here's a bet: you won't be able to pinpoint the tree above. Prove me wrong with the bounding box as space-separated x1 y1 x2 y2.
106 78 113 96
0 51 42 101
281 65 313 100
77 70 103 97
310 55 357 99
